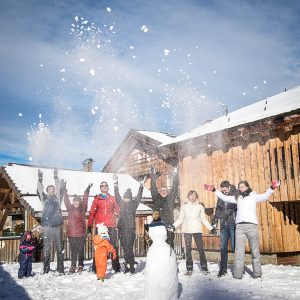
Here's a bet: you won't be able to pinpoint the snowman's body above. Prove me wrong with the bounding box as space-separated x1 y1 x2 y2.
145 221 178 300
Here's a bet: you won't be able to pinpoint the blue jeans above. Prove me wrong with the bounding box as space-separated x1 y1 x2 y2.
220 224 235 271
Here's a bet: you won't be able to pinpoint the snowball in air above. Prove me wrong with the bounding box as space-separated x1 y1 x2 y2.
60 68 66 73
90 69 95 76
28 157 32 161
18 113 23 117
141 25 149 33
106 7 111 12
91 108 96 115
80 58 86 62
164 49 170 56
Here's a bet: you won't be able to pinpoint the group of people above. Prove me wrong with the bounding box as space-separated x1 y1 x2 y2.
18 166 280 288
19 168 145 280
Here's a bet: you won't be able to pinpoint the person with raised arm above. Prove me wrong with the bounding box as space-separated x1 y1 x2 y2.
37 168 64 275
150 166 178 248
61 181 92 274
204 179 280 279
113 174 145 274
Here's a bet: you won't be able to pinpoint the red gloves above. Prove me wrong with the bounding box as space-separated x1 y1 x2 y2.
271 180 281 189
204 184 215 192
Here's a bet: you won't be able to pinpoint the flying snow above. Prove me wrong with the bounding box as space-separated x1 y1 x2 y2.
89 69 95 76
164 49 170 56
141 25 149 33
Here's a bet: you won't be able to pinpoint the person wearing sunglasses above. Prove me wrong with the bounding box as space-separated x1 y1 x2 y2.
87 181 121 272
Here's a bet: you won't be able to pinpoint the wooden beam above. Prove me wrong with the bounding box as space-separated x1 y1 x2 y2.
0 202 22 210
0 209 9 231
0 192 9 204
0 187 11 193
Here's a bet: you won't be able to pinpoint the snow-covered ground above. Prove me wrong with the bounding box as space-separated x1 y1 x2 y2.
1 259 300 300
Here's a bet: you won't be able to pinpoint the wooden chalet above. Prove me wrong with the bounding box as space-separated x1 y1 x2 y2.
158 86 300 265
102 129 179 203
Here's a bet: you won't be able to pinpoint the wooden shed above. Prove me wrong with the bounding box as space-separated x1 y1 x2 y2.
159 86 300 265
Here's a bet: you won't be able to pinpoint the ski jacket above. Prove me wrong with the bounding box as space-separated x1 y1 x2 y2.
150 172 178 226
173 201 213 234
93 235 117 278
64 191 89 237
213 185 237 226
215 188 274 225
37 177 63 227
114 184 143 230
88 194 120 228
19 239 35 257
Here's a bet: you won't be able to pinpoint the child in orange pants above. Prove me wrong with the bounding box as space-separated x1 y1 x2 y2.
93 223 117 281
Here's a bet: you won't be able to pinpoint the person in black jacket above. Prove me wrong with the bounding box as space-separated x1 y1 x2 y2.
211 181 237 277
37 168 64 275
113 174 145 274
150 166 178 248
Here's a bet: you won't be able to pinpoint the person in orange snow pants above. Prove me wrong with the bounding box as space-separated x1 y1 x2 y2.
93 235 117 279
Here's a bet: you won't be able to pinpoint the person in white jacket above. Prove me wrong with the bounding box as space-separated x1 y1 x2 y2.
204 179 280 279
173 190 214 275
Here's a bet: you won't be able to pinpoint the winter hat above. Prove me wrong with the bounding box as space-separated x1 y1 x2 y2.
73 194 82 202
96 223 110 240
123 188 132 199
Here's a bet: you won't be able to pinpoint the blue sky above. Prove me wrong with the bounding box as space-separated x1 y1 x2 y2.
0 0 299 170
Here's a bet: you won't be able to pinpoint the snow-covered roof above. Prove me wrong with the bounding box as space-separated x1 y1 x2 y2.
3 164 152 216
161 86 300 146
137 130 176 144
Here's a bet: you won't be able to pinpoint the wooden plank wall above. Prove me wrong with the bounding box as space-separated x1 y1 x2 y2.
179 129 300 254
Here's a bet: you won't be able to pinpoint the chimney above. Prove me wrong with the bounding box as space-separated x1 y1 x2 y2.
82 158 94 172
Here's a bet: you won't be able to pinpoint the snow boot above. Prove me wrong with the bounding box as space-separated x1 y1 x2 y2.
124 263 130 274
217 269 227 277
78 266 83 274
129 264 135 274
184 270 193 276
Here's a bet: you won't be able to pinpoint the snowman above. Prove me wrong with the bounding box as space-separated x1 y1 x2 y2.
145 211 178 300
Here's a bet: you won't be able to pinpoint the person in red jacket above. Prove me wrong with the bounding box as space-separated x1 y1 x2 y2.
62 181 92 274
88 181 121 272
